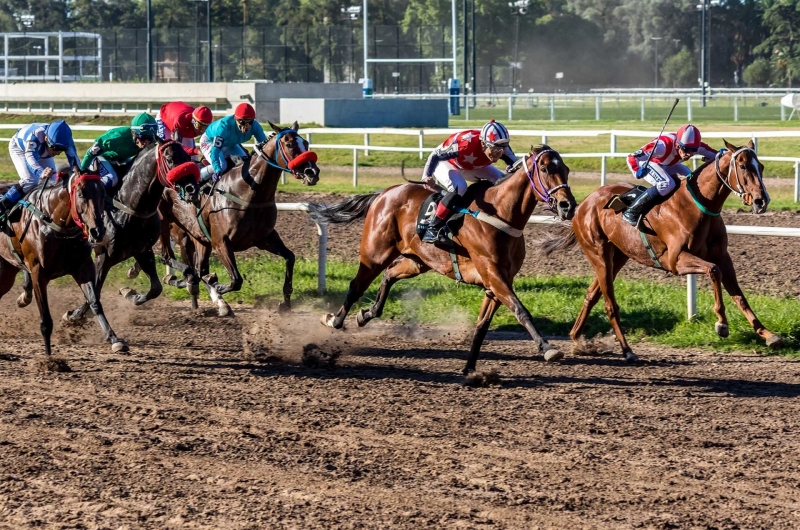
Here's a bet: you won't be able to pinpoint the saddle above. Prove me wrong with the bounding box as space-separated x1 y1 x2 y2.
603 182 677 214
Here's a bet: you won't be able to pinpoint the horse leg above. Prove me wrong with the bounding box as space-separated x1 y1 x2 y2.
64 253 109 323
570 251 629 341
120 249 163 306
195 244 230 316
322 250 401 330
357 256 428 327
74 263 128 353
256 230 295 314
475 261 562 364
30 269 54 356
463 292 502 374
17 269 32 308
126 261 141 279
715 252 783 347
580 242 637 361
212 239 243 296
675 252 729 338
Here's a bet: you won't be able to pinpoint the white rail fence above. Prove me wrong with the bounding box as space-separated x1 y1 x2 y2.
277 204 800 321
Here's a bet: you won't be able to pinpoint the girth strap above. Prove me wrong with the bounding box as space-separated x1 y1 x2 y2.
5 234 25 270
446 235 464 284
638 230 663 269
195 207 213 241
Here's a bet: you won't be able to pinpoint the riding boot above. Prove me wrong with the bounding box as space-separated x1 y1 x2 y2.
0 184 23 223
422 192 460 244
623 186 661 227
422 215 447 243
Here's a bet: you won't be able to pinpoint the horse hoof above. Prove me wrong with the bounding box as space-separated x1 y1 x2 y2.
715 323 729 338
320 313 337 328
111 340 129 353
625 351 640 363
356 309 370 327
543 349 564 362
277 301 291 315
766 334 784 348
16 292 32 308
61 311 72 323
119 287 136 300
127 267 140 279
218 303 232 317
162 274 178 286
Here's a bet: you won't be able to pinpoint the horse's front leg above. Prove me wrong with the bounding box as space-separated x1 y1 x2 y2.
75 260 128 353
120 249 163 306
212 238 243 295
17 269 32 308
675 252 729 338
256 230 295 314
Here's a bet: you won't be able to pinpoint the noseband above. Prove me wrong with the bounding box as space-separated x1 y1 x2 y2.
713 147 769 204
523 149 570 209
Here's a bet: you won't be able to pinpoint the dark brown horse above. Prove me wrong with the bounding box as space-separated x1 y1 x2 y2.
0 171 127 356
158 121 320 315
541 140 783 361
308 146 577 374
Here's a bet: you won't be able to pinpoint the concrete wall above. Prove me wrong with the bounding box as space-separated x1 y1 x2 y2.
280 98 448 128
254 83 361 123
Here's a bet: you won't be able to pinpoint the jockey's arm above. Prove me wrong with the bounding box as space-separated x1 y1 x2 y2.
423 143 458 177
627 139 667 173
500 145 518 167
251 121 268 144
697 142 717 162
24 141 48 179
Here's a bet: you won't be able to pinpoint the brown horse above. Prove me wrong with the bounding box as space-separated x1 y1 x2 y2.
308 146 577 374
0 171 127 356
158 121 320 316
541 140 783 361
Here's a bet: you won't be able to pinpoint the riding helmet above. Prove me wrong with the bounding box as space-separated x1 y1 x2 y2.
130 112 157 138
192 106 213 126
676 124 702 150
46 120 73 150
234 103 256 121
480 119 511 147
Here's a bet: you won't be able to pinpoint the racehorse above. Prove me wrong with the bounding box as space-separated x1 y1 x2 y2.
0 170 127 356
308 146 577 374
49 139 200 324
158 121 320 316
541 140 783 361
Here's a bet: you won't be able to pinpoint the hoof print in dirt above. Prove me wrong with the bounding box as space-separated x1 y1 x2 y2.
0 352 20 362
464 369 502 388
32 356 71 373
302 343 340 370
571 335 616 357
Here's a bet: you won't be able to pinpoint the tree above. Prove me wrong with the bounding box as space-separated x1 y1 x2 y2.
661 47 695 87
743 58 772 87
755 0 800 87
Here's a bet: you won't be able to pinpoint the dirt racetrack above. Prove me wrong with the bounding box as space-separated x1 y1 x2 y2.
2 286 800 529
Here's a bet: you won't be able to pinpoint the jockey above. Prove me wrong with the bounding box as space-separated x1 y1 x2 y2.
198 102 267 183
0 120 80 217
421 119 518 243
80 113 157 188
624 124 718 226
155 102 212 156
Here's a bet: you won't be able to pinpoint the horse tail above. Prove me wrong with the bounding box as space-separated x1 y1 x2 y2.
538 222 577 257
307 192 381 225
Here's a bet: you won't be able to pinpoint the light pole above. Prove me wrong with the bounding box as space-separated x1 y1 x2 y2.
697 0 721 106
508 0 529 92
651 36 662 88
340 6 361 83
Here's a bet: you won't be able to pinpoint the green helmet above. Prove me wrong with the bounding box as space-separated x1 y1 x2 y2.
130 112 156 138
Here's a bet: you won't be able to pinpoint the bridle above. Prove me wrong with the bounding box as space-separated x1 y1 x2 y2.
713 147 769 204
257 130 317 178
523 149 570 210
68 173 102 238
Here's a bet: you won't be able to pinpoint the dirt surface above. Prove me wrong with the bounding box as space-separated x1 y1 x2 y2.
273 189 800 298
2 288 800 529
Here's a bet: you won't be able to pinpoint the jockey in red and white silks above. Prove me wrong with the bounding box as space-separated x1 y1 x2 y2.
421 120 518 243
623 124 719 226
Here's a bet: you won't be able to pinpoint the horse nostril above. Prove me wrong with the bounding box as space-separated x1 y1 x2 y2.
558 200 570 210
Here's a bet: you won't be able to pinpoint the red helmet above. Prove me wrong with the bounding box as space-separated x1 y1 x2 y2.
234 103 256 120
192 106 213 126
676 124 702 150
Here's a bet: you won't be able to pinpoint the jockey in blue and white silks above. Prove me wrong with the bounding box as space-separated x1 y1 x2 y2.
0 120 80 215
198 103 267 182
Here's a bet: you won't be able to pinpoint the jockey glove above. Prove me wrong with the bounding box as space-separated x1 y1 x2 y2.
635 167 648 179
717 148 728 157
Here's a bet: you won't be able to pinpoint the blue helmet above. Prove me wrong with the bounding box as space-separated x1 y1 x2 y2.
46 120 73 151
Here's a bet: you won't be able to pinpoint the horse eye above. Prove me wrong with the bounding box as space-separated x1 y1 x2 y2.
740 164 747 170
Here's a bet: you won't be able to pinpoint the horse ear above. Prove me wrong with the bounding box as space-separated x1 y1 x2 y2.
724 139 737 152
747 138 755 150
268 121 282 134
292 121 299 132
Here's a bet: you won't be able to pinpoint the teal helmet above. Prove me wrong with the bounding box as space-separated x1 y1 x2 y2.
130 112 156 139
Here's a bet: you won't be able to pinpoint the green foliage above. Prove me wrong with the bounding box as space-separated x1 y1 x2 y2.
743 58 773 87
755 0 800 87
661 47 695 87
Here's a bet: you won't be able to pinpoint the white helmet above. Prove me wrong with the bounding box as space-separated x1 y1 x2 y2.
480 119 511 147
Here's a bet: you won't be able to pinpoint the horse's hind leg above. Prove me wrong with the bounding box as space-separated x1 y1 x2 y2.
256 230 295 314
212 239 243 296
715 252 783 347
570 250 629 341
120 249 163 306
357 256 429 327
322 249 401 330
464 292 502 374
17 269 32 307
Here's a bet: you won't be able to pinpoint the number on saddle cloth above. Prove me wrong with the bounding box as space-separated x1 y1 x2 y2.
415 193 468 238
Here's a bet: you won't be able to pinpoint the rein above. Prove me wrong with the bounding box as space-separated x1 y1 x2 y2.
688 147 767 216
523 149 570 210
258 130 294 173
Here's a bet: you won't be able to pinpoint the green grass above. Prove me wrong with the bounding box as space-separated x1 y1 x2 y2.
100 253 800 356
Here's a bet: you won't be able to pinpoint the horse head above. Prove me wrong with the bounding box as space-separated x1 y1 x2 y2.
155 136 201 205
529 145 576 221
264 121 321 186
721 139 769 214
67 169 106 244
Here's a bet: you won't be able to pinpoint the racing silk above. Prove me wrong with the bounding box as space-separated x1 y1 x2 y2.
13 123 79 178
80 126 141 171
424 129 518 177
627 133 716 172
158 101 198 141
203 115 267 175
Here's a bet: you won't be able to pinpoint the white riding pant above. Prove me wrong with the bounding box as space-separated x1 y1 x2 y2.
637 162 691 196
430 160 504 196
198 133 247 181
8 139 56 193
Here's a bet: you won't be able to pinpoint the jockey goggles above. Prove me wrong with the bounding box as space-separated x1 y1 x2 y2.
678 142 698 154
236 118 254 127
45 137 67 152
192 117 210 129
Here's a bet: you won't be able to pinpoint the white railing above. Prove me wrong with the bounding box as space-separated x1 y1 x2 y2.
274 204 800 321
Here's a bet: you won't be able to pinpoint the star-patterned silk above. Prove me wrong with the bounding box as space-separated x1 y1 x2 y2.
441 130 492 170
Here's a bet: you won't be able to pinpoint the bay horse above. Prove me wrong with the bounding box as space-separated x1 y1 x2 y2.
308 146 577 374
0 170 127 356
541 140 783 361
158 121 320 316
50 138 199 324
